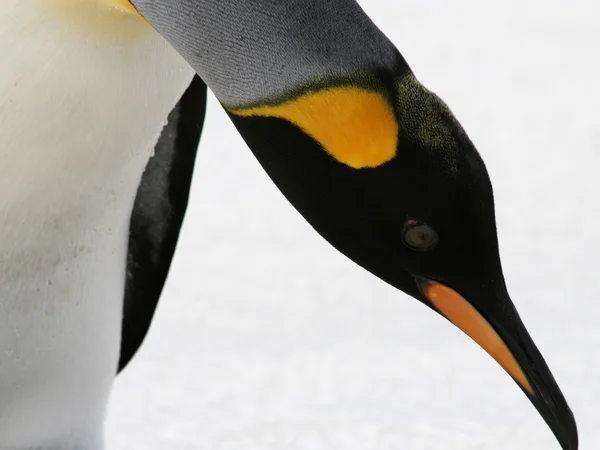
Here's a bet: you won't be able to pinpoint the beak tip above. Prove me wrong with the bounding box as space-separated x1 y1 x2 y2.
556 408 578 450
565 424 579 450
415 276 579 450
562 435 578 450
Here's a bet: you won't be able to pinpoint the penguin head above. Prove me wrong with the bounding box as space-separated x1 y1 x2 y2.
227 72 577 449
227 71 505 312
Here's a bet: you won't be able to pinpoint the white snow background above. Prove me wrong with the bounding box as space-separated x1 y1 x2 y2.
107 1 600 448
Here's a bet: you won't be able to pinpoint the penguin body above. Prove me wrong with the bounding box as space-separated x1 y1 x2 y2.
0 3 193 448
0 1 577 449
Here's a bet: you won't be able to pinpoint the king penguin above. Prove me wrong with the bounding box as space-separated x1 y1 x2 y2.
0 0 577 449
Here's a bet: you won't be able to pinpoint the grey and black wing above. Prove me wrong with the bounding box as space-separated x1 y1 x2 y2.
118 75 207 373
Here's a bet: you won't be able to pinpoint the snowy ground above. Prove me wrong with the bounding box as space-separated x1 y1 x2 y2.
107 1 600 448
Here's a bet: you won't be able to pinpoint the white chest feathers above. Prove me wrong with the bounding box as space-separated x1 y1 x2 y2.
0 2 194 448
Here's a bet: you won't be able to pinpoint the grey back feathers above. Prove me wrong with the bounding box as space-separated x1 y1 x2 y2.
119 75 207 372
131 0 400 107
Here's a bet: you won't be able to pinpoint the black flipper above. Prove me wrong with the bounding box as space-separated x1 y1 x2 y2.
118 75 207 373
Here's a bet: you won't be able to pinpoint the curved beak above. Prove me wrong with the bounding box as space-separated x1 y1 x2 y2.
416 277 577 450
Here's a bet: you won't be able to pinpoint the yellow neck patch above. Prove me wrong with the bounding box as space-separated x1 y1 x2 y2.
107 0 142 16
43 0 148 38
230 87 398 169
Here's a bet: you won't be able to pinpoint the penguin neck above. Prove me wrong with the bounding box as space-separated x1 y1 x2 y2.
132 0 404 108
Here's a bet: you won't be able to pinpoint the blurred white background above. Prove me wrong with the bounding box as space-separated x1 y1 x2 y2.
107 1 600 448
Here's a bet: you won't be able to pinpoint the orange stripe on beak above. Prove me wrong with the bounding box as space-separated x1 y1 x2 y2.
422 280 533 395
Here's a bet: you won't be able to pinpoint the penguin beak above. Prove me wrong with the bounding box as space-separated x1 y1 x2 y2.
416 278 578 450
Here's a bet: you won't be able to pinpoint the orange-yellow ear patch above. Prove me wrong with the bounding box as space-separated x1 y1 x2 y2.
422 281 534 395
230 87 398 169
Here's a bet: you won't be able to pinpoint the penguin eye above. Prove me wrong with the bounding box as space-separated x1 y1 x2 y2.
402 219 439 251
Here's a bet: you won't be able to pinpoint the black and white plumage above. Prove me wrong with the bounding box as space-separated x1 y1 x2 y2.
0 1 577 449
